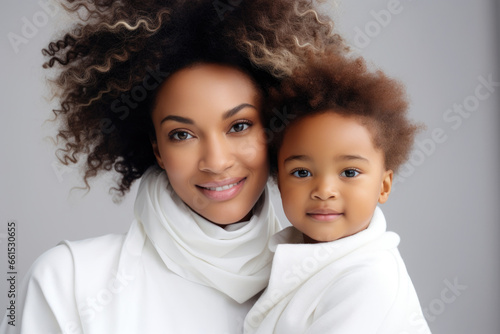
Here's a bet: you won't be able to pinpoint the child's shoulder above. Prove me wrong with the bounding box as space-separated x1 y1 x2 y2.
347 246 403 283
309 248 400 316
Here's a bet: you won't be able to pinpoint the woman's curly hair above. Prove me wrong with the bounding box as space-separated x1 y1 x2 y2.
266 52 423 178
43 0 346 199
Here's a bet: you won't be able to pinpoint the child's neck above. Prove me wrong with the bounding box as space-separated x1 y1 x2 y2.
303 234 320 244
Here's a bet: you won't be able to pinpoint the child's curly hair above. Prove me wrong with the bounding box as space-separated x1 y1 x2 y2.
266 52 423 177
43 0 346 199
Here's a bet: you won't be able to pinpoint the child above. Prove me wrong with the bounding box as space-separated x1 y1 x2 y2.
244 54 432 334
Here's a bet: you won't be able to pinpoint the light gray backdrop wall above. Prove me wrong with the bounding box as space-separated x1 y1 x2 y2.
0 0 499 333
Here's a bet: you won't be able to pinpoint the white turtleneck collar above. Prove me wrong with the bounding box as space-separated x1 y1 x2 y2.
133 167 282 304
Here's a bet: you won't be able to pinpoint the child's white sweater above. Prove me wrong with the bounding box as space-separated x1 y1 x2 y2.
244 207 431 334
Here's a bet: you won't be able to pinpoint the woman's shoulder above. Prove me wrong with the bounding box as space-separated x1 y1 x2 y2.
28 232 128 283
64 232 128 260
4 232 135 332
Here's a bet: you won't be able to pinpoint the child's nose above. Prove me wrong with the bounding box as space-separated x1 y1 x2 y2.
311 176 338 200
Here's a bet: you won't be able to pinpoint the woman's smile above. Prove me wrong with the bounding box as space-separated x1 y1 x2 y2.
196 177 247 201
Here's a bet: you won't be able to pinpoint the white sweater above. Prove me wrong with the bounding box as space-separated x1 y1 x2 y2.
1 168 282 334
244 207 431 334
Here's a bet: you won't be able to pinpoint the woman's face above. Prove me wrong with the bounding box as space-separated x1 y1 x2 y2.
151 63 269 225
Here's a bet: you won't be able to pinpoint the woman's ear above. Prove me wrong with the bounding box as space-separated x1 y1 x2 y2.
378 170 393 204
150 138 165 169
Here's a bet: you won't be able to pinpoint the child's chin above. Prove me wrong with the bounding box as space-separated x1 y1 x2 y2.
303 233 338 244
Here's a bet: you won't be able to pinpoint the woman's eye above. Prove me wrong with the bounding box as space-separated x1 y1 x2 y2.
170 131 193 141
291 169 312 178
229 122 251 133
340 169 360 178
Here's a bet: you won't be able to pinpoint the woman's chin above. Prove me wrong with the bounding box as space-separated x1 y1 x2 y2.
206 209 254 226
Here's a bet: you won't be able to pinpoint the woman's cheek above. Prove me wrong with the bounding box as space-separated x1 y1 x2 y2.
163 146 197 179
236 133 268 168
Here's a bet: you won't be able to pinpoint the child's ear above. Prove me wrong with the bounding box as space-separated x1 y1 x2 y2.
378 170 393 204
150 138 165 169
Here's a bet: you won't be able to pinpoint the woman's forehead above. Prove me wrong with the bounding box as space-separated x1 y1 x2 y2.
152 63 262 123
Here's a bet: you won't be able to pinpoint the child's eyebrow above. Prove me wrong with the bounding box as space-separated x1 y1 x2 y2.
283 155 311 164
337 154 369 163
283 154 369 163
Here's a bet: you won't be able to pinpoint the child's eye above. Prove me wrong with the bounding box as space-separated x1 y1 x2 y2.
291 169 312 178
169 131 193 141
228 121 252 133
340 169 360 178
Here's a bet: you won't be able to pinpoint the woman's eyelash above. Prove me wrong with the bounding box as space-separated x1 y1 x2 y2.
168 130 193 141
166 120 253 141
229 120 253 133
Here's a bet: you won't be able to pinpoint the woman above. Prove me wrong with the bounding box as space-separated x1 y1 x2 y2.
0 1 344 333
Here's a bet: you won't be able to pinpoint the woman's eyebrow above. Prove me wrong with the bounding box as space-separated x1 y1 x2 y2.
159 103 256 125
160 115 194 125
222 103 256 120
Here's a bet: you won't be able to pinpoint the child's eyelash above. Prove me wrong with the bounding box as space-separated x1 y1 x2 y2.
290 168 307 173
342 167 362 172
340 168 362 177
290 168 312 178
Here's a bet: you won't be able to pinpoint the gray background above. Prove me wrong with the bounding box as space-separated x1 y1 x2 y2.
1 0 499 333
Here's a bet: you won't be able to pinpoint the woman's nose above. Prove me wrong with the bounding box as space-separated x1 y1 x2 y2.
198 135 235 174
311 176 338 201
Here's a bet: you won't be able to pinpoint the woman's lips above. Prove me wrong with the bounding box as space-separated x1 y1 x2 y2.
196 177 246 201
307 209 343 222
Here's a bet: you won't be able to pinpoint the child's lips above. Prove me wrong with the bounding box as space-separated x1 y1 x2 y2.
307 209 343 221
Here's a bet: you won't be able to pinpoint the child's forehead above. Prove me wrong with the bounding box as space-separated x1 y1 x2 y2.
284 110 372 140
279 110 384 160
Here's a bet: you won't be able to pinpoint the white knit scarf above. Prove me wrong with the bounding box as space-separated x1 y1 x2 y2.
134 167 282 303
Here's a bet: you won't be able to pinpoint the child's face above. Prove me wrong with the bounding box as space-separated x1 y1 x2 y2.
277 111 392 243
